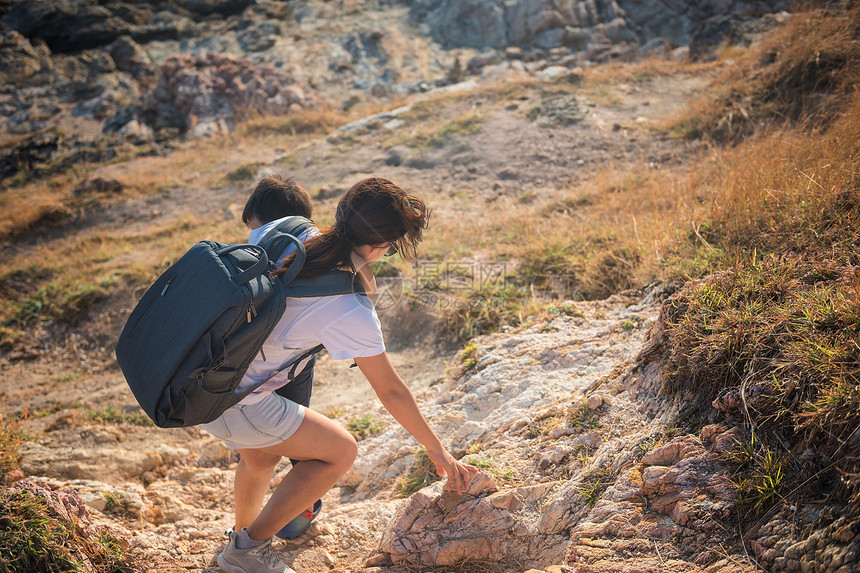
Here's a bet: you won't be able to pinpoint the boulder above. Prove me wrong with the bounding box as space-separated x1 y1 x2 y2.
178 0 254 18
11 480 98 538
343 29 387 63
377 474 570 568
140 52 323 137
410 0 800 54
72 71 140 121
414 0 508 49
238 20 281 52
0 132 60 180
130 9 196 43
505 2 567 46
0 30 53 85
5 0 132 53
688 14 748 62
109 35 154 80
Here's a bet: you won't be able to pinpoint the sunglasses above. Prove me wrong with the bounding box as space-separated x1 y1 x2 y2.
384 243 399 257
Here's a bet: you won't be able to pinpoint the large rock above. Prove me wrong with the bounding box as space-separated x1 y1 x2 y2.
565 425 746 570
237 20 282 52
411 0 508 49
178 0 254 18
5 0 133 53
378 473 571 568
72 71 140 120
411 0 800 51
139 52 324 137
11 480 99 538
109 35 154 80
0 132 60 180
619 0 797 46
129 9 196 43
0 30 53 85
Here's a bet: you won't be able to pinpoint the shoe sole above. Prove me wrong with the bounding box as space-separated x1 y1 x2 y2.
217 554 245 573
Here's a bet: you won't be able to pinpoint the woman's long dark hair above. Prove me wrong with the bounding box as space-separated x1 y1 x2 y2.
275 177 429 279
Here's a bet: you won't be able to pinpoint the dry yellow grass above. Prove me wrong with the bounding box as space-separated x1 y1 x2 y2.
671 6 860 142
659 3 860 512
0 105 390 242
0 214 247 333
0 176 73 238
582 54 715 87
420 155 706 297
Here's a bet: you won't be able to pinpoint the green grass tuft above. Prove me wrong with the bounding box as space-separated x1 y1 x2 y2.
396 449 441 496
567 400 600 430
0 487 134 573
86 406 153 427
0 408 28 479
345 414 386 441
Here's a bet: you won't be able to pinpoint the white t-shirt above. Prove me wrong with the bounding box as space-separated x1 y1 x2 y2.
238 217 385 404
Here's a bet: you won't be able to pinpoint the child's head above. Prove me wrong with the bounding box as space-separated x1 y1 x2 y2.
242 175 313 228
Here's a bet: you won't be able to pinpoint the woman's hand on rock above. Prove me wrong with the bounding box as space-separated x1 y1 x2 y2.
428 448 479 495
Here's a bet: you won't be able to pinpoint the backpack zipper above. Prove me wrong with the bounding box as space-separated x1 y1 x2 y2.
246 300 258 323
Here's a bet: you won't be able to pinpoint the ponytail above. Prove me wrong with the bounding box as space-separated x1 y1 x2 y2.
275 225 355 280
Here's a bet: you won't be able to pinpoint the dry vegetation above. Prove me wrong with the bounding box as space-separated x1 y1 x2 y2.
659 4 860 517
673 6 860 142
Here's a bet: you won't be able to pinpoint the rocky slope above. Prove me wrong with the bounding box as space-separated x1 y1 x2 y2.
12 286 755 572
1 0 796 185
11 285 860 572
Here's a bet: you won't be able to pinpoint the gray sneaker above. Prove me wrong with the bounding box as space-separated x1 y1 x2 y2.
218 530 296 573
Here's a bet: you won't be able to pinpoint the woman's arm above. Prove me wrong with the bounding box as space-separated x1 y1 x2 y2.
354 352 477 494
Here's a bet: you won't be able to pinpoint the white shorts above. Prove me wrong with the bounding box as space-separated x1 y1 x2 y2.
201 392 305 450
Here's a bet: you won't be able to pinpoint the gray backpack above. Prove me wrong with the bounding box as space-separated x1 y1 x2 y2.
115 217 364 428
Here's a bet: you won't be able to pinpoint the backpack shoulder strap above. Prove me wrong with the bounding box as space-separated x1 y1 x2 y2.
258 216 314 259
257 218 367 297
256 216 315 285
284 269 366 298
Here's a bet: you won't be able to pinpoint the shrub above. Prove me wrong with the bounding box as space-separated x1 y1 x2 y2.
0 487 134 573
578 467 615 507
663 255 860 504
86 407 153 427
658 5 860 512
439 283 532 343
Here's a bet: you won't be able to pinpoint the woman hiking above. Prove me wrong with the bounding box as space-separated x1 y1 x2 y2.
203 176 478 573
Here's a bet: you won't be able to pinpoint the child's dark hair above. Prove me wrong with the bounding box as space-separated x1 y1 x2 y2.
277 177 429 279
242 175 313 225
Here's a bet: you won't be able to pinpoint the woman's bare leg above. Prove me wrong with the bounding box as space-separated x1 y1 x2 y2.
233 449 280 531
241 408 358 542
